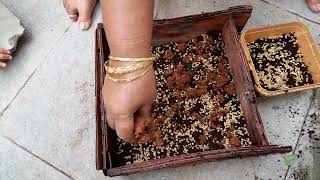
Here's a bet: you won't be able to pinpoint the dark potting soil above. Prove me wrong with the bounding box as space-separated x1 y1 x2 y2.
113 32 251 166
247 33 313 91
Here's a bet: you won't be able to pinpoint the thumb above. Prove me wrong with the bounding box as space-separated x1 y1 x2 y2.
114 113 134 143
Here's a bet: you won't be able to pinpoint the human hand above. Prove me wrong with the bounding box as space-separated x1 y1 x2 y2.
102 64 156 142
0 48 12 68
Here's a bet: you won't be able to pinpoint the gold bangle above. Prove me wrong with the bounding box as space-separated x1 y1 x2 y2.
106 64 153 83
109 55 156 62
105 60 153 74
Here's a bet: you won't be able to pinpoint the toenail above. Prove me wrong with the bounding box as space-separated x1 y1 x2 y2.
80 22 88 30
69 14 78 18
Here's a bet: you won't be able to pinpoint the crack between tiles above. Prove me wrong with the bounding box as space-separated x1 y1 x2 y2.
0 68 36 118
0 24 72 119
283 90 316 180
3 136 76 180
259 0 320 27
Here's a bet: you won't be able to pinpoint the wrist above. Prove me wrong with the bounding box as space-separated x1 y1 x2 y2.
107 63 154 79
109 45 152 59
106 50 155 81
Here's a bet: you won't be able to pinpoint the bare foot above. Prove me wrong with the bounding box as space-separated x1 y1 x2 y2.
307 0 320 12
63 0 96 31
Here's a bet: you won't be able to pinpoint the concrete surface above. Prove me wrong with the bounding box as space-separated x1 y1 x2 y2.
0 136 70 180
0 0 319 180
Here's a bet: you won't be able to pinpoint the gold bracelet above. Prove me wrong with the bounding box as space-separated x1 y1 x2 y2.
105 60 153 74
109 55 156 62
106 64 153 83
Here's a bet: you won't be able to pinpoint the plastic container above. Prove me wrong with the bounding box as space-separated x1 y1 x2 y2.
240 22 320 96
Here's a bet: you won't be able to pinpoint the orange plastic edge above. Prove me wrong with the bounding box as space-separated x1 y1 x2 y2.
240 22 320 96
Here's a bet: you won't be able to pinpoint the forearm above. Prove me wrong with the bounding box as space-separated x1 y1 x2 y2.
101 0 154 58
101 0 156 142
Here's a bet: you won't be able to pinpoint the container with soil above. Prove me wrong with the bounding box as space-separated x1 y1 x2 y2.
247 33 314 91
241 22 320 96
96 11 294 176
113 32 252 166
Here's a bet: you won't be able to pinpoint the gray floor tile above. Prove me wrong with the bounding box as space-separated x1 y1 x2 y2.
0 136 71 180
286 89 320 180
0 0 71 113
0 19 106 180
264 0 320 25
242 0 320 179
130 158 254 180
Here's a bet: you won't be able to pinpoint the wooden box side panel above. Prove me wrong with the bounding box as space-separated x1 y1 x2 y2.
106 145 291 177
95 25 103 170
223 18 268 146
96 24 117 170
152 5 252 46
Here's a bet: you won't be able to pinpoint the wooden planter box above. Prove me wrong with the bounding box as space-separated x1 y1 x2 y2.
95 5 292 177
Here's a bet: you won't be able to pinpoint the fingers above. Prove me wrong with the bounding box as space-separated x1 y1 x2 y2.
106 105 154 143
0 48 12 68
106 110 135 142
134 105 152 137
0 62 7 68
0 48 11 55
115 113 135 142
0 53 12 60
134 104 154 135
106 112 115 130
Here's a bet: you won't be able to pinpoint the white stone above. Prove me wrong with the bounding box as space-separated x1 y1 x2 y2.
0 3 24 51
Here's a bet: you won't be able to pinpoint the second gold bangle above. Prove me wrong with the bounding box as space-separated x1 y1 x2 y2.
105 64 153 83
104 60 153 74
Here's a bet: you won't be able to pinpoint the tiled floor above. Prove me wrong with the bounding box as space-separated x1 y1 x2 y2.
0 0 319 179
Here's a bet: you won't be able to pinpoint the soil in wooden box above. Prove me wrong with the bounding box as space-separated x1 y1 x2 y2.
247 33 314 91
112 32 252 167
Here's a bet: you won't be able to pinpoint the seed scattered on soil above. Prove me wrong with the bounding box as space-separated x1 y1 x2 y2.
247 33 313 91
113 32 252 166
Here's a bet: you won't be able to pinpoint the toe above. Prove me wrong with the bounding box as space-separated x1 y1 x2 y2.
77 0 96 31
63 0 79 21
69 14 79 22
307 0 320 12
79 19 92 31
78 9 92 31
310 4 320 12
